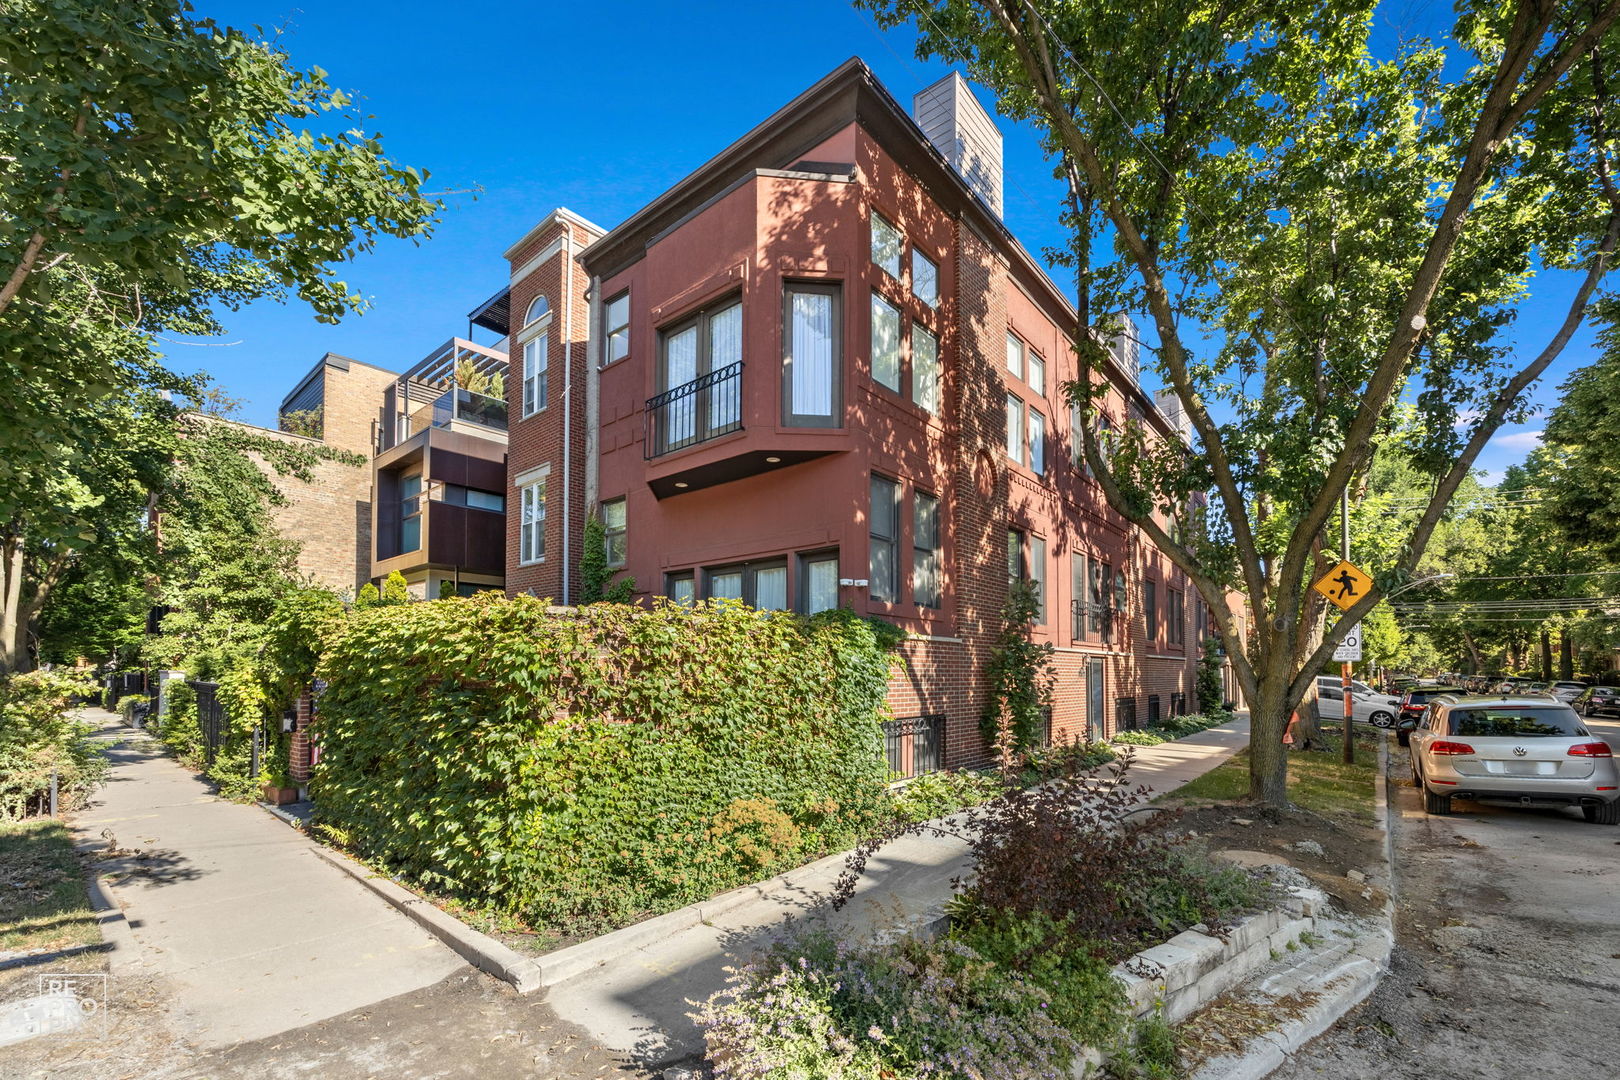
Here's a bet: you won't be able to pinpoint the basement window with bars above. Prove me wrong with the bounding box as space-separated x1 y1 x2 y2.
884 714 944 778
1116 697 1138 731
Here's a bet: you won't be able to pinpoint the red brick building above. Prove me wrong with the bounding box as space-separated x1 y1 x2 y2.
501 61 1246 771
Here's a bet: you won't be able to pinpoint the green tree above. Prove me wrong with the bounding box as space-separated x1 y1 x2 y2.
984 579 1056 753
863 0 1620 804
355 583 382 609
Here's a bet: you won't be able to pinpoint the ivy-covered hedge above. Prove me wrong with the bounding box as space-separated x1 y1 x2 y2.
312 594 897 934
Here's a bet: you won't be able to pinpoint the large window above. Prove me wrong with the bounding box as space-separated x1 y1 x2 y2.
1090 559 1114 639
442 485 504 512
872 212 903 278
666 572 695 606
913 492 941 608
1144 579 1158 641
912 323 939 414
783 283 840 427
522 330 548 416
800 552 840 615
870 475 900 602
602 498 626 568
659 298 742 450
519 477 545 565
706 561 788 610
1030 535 1047 621
1168 588 1185 645
1007 528 1025 583
1006 395 1024 463
1006 332 1023 379
604 291 630 365
1029 410 1046 475
1028 351 1045 396
913 250 939 308
399 474 422 553
1071 553 1087 640
871 293 902 393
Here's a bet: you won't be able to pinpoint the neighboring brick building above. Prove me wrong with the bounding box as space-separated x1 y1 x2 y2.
497 60 1248 772
247 353 398 595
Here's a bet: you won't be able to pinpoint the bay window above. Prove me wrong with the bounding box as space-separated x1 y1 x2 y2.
912 324 939 414
871 293 902 393
658 298 741 451
872 212 903 278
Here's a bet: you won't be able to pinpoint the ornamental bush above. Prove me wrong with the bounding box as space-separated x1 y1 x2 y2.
312 594 896 934
0 671 107 820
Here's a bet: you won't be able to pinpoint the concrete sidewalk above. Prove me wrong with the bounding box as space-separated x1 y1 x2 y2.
546 715 1252 1066
71 711 464 1050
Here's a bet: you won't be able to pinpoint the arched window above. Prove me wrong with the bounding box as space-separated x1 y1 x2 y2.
524 295 550 326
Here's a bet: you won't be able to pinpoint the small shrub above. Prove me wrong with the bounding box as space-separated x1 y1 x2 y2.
693 921 1084 1079
708 797 802 873
159 682 202 764
1105 1010 1181 1080
889 769 1002 822
0 671 107 819
982 579 1055 753
1112 730 1166 747
1025 737 1115 779
117 693 150 725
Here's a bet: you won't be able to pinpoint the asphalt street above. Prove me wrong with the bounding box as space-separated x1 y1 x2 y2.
1273 714 1620 1080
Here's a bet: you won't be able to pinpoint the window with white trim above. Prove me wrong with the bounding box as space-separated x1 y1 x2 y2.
1006 332 1023 379
519 477 546 564
1027 351 1045 396
522 330 548 416
1029 409 1046 476
524 295 549 326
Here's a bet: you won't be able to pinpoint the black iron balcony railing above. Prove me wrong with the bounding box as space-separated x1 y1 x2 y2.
645 361 744 458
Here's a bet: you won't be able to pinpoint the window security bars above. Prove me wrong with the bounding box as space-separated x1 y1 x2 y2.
884 714 945 777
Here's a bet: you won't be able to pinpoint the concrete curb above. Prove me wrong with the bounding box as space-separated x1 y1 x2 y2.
308 846 544 994
1190 739 1397 1080
84 871 146 977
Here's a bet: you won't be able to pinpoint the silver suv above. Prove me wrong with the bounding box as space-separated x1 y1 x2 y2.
1409 695 1620 824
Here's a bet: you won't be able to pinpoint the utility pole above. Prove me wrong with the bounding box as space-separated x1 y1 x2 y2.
1342 487 1355 765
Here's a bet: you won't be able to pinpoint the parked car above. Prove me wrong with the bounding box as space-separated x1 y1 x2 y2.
1574 685 1620 718
1551 681 1589 704
1315 675 1383 700
1318 681 1400 728
1408 694 1620 824
1395 686 1465 746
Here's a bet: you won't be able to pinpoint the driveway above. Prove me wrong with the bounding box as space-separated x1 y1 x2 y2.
1271 715 1620 1080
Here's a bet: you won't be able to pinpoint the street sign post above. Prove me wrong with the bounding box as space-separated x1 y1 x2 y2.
1333 623 1363 662
1312 560 1374 612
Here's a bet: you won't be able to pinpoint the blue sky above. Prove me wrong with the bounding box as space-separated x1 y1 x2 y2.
189 1 1588 482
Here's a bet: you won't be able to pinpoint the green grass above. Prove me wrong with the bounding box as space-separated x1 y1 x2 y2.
1160 734 1378 822
0 819 100 953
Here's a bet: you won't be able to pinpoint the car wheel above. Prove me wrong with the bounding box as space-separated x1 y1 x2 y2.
1583 800 1620 825
1424 787 1452 815
1370 710 1394 729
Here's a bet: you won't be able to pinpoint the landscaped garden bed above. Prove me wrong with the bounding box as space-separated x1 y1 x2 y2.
694 750 1285 1079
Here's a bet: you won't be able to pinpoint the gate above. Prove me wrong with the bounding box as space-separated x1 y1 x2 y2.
189 680 226 765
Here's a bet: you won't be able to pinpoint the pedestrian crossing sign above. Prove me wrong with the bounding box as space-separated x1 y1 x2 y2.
1312 560 1373 611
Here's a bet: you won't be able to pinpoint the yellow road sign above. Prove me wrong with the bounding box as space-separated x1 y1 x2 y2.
1313 560 1374 611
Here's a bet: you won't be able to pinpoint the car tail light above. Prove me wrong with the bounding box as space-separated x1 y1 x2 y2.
1567 742 1614 758
1430 740 1475 756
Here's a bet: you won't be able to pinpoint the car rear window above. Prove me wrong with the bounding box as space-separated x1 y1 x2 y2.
1448 708 1588 738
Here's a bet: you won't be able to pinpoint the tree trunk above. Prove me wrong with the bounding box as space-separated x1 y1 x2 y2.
1540 630 1553 682
1560 629 1574 681
1461 629 1483 675
0 533 23 676
1248 652 1292 807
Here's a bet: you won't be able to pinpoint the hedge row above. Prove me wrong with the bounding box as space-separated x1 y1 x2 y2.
311 594 896 934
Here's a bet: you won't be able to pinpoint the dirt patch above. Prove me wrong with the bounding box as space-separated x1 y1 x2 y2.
1166 802 1385 918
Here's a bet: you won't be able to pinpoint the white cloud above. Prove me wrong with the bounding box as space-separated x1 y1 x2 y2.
1489 429 1543 451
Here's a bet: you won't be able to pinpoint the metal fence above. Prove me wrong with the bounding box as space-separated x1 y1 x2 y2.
883 714 945 778
186 679 264 778
105 670 148 709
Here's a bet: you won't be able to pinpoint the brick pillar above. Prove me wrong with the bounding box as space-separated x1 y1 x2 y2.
288 690 314 785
